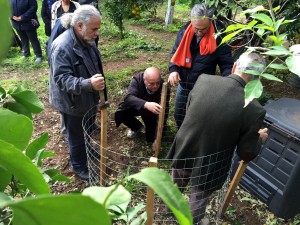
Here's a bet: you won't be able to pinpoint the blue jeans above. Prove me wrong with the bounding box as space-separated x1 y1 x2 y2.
61 113 87 172
174 83 190 128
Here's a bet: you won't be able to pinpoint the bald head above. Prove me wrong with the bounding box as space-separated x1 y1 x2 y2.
143 67 161 92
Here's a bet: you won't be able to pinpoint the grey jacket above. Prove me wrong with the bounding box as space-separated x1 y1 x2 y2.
49 28 105 116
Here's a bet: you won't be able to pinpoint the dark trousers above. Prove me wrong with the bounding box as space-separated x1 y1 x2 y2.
61 113 87 172
115 108 158 143
174 83 190 128
16 29 42 58
172 169 210 224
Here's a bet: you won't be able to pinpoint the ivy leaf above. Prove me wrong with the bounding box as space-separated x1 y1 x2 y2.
244 79 263 107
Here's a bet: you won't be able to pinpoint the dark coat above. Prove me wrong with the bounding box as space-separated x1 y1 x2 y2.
169 21 233 90
115 72 169 127
10 0 40 31
49 28 106 116
167 74 266 191
41 0 56 36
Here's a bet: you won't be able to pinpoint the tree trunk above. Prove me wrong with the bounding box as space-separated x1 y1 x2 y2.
165 0 174 28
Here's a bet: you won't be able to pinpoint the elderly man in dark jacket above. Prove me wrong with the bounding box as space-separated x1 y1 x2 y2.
168 3 233 128
10 0 42 63
49 5 106 180
115 67 169 144
167 53 268 225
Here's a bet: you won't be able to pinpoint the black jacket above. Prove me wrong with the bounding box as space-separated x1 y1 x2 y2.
10 0 40 31
169 21 233 90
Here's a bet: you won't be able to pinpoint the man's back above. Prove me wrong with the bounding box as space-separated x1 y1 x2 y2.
168 74 265 165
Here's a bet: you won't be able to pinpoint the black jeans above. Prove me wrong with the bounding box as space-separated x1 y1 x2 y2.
16 29 42 58
115 108 158 143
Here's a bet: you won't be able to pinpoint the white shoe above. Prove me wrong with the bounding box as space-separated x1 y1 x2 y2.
35 57 42 63
127 129 138 139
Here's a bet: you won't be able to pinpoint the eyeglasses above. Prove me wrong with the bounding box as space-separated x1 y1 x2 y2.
145 81 160 87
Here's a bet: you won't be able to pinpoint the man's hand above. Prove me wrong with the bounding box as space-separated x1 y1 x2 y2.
12 16 21 21
258 128 268 143
144 102 162 115
168 71 180 86
91 74 105 91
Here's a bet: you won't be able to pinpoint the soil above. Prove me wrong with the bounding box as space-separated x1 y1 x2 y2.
4 24 300 225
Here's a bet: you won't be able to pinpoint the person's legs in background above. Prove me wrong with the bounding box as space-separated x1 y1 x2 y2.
61 113 89 180
115 109 143 138
174 83 190 128
16 30 30 57
141 111 158 143
26 29 42 62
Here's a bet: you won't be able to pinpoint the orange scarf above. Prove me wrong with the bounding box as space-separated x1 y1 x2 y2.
171 22 217 68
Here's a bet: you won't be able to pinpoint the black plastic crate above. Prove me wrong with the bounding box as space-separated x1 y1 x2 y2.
232 97 300 219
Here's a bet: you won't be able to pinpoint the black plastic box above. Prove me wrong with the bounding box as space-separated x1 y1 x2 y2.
232 97 300 219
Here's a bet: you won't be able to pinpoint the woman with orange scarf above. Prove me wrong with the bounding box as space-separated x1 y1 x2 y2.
168 3 233 128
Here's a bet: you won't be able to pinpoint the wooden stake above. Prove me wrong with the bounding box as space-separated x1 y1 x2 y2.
100 108 108 186
221 160 248 215
146 157 158 225
154 82 168 158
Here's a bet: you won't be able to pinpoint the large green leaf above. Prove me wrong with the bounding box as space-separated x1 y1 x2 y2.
3 102 32 119
220 30 244 46
0 166 11 191
83 185 131 211
289 44 300 54
224 24 246 33
26 133 49 159
0 1 12 61
244 79 263 107
0 109 33 150
0 140 50 195
263 48 290 56
10 89 44 114
128 168 193 225
4 195 111 225
251 13 273 27
274 18 285 32
286 55 300 76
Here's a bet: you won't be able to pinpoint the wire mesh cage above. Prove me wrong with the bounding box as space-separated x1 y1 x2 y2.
82 82 232 224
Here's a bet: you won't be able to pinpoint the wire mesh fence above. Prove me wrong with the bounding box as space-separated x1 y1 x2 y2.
83 81 233 224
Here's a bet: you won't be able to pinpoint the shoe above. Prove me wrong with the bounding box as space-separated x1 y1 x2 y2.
199 217 210 225
127 129 138 139
21 55 29 60
35 57 42 63
74 169 89 180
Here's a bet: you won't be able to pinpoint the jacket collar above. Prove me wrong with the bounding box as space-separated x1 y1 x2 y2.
228 74 246 87
70 28 100 75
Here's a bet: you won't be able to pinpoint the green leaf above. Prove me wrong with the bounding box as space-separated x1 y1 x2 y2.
130 211 147 225
273 5 280 12
127 204 145 222
10 89 44 114
257 28 265 36
3 102 32 119
263 49 290 56
255 24 274 32
281 19 296 25
128 168 193 225
51 174 71 182
250 62 265 68
244 79 263 107
0 166 11 191
251 13 273 27
26 133 49 159
261 73 283 82
223 24 246 33
0 109 33 150
274 18 285 32
0 192 12 206
0 140 50 194
247 20 258 28
289 44 300 54
268 63 288 70
242 5 265 15
0 1 12 61
268 35 284 46
220 30 243 46
83 185 131 210
6 195 111 225
286 56 300 76
243 70 261 75
0 86 6 99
